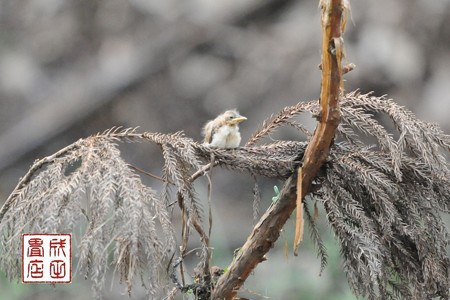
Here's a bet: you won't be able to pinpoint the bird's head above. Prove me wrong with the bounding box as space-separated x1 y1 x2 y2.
222 110 247 126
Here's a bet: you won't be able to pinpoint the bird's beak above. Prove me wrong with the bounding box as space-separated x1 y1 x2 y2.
230 116 247 125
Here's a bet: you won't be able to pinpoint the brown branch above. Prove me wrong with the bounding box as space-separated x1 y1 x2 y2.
212 0 345 298
211 175 298 299
293 0 345 254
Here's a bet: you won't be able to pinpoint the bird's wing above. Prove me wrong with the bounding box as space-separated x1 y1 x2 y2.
203 120 215 144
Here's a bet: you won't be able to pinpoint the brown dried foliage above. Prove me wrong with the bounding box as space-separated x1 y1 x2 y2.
0 91 449 299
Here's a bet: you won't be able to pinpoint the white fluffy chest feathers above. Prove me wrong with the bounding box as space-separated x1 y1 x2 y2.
210 125 241 148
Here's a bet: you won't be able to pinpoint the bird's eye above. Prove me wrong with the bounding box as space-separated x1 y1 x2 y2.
229 116 234 120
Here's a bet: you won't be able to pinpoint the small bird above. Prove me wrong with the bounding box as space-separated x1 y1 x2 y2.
203 109 247 148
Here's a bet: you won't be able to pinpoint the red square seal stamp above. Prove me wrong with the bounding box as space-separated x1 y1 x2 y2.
22 234 72 283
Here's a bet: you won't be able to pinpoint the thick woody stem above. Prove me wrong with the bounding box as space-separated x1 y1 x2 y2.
293 0 344 254
300 0 344 190
211 0 345 298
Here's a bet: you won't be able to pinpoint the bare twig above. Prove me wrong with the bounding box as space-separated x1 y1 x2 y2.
189 161 218 182
128 164 166 182
177 193 211 284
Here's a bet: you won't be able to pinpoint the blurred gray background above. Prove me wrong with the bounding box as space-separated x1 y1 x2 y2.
0 0 449 299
